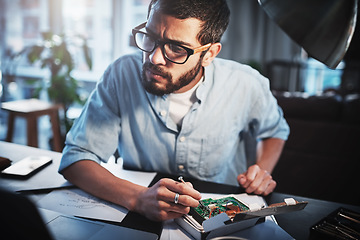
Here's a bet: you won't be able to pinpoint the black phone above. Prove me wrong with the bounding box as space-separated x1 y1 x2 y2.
1 156 52 178
0 156 12 171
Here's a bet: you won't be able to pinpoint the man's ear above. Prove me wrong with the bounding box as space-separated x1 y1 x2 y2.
202 43 222 67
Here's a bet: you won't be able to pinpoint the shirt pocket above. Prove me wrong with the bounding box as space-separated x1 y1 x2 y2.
196 130 239 178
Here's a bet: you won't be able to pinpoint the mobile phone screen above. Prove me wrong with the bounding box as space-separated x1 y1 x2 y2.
1 156 52 177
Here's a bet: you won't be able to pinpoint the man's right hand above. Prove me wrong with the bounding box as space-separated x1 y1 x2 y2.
134 178 202 221
62 161 201 221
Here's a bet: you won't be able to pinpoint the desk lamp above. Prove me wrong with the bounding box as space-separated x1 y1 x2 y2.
258 0 358 69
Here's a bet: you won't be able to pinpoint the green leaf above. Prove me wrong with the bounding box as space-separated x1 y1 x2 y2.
32 86 43 98
62 43 74 73
20 31 92 126
27 45 44 63
82 39 92 70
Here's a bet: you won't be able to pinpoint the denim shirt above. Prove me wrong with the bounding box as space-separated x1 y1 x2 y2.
59 53 289 186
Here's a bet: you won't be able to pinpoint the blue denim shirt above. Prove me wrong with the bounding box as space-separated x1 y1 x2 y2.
59 53 289 186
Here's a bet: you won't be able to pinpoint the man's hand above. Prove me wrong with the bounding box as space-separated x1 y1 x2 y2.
134 178 202 221
237 164 276 196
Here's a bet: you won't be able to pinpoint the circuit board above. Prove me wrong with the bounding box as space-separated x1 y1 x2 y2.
193 196 249 221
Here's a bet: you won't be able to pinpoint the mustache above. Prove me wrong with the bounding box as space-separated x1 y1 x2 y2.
142 62 172 79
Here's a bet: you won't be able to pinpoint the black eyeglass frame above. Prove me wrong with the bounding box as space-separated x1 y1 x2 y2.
132 22 211 64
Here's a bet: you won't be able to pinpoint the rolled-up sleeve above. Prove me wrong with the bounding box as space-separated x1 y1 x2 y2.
59 64 121 173
255 74 290 141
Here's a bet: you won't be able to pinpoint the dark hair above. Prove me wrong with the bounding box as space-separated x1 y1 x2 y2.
148 0 230 45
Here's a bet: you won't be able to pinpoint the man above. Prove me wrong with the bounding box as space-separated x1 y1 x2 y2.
59 0 289 221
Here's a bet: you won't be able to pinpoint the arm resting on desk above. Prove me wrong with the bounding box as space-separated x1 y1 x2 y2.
61 160 201 221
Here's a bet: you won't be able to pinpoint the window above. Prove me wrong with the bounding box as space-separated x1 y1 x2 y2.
1 0 151 84
304 58 345 95
62 0 112 73
113 0 150 58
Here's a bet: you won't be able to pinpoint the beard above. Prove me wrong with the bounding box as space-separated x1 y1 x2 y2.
141 58 203 96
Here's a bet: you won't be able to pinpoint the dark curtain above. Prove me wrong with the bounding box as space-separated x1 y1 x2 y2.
218 0 301 73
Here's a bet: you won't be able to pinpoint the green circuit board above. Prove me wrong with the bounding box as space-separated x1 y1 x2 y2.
193 196 249 220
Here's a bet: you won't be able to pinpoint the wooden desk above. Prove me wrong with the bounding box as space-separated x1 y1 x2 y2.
1 141 359 240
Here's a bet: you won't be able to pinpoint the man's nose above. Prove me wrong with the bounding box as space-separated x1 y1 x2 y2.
149 46 167 65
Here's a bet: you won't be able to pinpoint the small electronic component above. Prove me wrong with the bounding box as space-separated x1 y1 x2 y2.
191 196 249 223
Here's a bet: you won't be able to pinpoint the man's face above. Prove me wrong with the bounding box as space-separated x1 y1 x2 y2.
141 8 206 96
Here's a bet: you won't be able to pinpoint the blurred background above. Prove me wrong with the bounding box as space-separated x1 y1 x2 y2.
0 0 359 205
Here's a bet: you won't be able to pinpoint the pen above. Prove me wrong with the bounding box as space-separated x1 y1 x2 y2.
17 185 76 194
178 176 186 184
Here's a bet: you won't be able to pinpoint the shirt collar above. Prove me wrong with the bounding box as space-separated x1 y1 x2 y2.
196 63 214 103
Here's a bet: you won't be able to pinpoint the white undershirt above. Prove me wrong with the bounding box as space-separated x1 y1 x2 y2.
168 77 203 127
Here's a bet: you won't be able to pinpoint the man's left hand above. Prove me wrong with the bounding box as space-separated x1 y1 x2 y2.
237 164 276 196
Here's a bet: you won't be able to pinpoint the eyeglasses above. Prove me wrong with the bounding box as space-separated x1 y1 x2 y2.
132 22 211 64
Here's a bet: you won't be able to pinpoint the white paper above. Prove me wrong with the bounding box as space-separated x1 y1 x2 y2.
36 156 156 224
37 188 128 222
161 220 196 240
101 156 156 187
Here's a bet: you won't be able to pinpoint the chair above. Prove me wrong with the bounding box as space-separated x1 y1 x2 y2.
1 98 63 152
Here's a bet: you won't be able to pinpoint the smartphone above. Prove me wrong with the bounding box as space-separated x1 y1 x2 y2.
0 156 12 171
1 156 52 178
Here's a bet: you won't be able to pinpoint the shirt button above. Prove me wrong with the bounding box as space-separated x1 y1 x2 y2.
160 110 167 116
178 165 184 171
179 136 186 142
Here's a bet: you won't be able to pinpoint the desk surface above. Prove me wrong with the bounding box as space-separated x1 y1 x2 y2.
0 141 70 191
1 141 359 240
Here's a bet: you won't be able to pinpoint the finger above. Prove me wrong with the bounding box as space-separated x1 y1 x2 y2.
165 191 199 208
185 181 194 188
242 165 260 189
245 170 268 194
150 180 177 204
237 174 247 186
158 200 191 214
140 192 191 221
253 178 270 195
149 207 187 221
263 180 277 196
155 179 200 207
176 193 200 208
242 174 254 189
253 173 274 195
157 210 186 221
247 171 274 195
161 178 202 200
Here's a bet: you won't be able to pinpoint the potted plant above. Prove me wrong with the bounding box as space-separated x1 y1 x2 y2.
25 32 92 132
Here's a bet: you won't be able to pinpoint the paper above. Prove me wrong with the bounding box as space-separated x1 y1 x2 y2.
37 156 156 223
37 188 128 222
101 156 156 187
161 220 196 240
